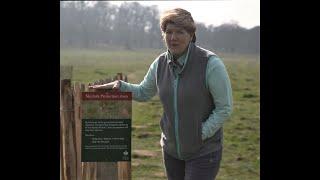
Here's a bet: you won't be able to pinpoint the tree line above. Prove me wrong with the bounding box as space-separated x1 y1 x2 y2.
60 1 260 54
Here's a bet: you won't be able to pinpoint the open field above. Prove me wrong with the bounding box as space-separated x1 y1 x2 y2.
61 48 260 180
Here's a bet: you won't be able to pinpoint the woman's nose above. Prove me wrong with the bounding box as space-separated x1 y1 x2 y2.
170 33 177 40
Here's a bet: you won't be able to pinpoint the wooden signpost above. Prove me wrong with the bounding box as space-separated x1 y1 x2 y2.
60 69 131 180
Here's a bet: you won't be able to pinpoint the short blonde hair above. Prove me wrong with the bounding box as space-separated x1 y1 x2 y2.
160 8 196 42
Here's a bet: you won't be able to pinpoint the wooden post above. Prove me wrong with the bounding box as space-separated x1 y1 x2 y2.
60 79 64 180
97 162 118 179
74 82 82 180
90 162 97 180
82 163 90 180
117 73 123 80
60 79 77 180
118 162 131 180
60 103 65 180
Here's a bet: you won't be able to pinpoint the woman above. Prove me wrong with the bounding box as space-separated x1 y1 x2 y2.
89 8 233 180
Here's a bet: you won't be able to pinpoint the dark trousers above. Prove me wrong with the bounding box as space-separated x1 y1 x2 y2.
163 149 222 180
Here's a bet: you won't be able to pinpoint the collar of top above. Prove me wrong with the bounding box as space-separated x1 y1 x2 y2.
166 42 192 67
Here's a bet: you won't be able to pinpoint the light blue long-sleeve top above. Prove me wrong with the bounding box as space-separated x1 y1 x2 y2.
119 45 233 140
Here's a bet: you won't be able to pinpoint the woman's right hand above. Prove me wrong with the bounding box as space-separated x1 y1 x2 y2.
88 80 121 90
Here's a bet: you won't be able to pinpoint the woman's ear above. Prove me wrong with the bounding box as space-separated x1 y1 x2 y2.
191 33 196 43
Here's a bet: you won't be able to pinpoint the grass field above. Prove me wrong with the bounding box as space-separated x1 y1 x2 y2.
61 47 260 180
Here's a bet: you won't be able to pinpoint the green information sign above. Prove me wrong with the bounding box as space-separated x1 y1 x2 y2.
81 92 132 162
82 119 131 162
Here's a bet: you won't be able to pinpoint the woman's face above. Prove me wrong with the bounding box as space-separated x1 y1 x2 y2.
164 23 193 57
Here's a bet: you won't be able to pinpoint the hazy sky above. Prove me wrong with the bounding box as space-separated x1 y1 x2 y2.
108 0 260 29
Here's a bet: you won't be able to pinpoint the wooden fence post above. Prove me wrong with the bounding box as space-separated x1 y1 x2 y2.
73 82 82 180
60 100 65 180
118 162 131 180
60 79 77 180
